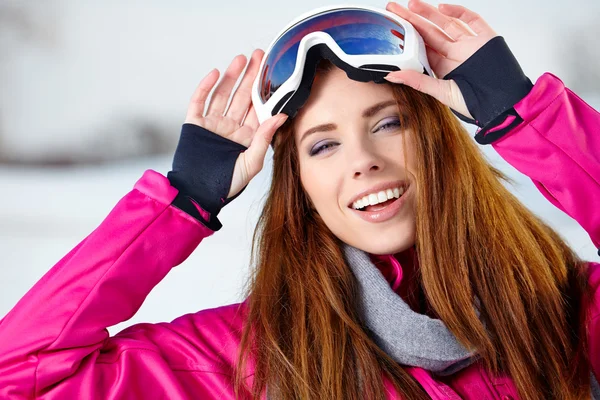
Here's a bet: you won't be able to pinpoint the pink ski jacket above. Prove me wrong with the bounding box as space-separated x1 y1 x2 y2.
0 73 599 399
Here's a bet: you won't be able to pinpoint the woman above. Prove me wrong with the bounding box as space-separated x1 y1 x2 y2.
0 1 598 399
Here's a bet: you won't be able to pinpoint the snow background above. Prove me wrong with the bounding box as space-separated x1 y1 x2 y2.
0 0 599 335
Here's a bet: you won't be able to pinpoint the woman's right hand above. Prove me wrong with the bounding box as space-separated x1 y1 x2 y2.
184 49 288 200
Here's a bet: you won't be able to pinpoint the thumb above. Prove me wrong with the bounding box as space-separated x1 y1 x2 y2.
384 70 473 120
243 113 289 178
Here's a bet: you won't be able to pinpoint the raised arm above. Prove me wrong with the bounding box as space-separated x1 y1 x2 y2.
0 49 285 398
490 73 600 252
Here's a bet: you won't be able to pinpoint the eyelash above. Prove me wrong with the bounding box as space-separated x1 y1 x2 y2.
309 118 402 156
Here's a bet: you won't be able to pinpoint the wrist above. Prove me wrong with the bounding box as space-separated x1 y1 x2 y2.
444 36 533 130
168 123 247 225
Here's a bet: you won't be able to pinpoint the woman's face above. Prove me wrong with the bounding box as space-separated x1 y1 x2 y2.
293 67 418 255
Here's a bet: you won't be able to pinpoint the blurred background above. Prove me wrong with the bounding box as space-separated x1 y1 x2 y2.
1 0 599 334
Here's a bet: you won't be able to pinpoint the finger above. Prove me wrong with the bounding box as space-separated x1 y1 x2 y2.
407 0 474 40
186 69 220 120
438 3 496 36
243 114 288 176
386 2 454 57
384 70 472 119
242 104 260 131
425 43 446 72
226 49 265 124
206 54 247 117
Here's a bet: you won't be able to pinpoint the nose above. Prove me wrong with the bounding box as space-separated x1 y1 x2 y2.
347 138 385 179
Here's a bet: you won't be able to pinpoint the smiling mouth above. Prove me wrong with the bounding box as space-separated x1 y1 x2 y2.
349 183 409 212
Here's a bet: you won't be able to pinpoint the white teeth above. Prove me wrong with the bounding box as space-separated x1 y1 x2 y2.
351 186 406 210
368 193 378 205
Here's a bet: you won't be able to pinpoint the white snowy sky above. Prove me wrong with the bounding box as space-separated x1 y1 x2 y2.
1 0 599 333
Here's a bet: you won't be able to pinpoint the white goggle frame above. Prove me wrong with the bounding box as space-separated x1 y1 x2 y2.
251 4 434 125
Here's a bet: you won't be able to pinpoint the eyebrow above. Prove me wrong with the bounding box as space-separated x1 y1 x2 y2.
299 100 398 144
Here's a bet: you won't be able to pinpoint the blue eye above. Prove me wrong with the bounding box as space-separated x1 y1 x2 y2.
310 141 337 156
376 117 401 132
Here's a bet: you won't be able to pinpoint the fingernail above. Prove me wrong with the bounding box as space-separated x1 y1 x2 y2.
384 75 404 84
276 114 288 126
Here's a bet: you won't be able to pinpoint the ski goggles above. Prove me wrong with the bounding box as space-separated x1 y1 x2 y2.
251 5 433 125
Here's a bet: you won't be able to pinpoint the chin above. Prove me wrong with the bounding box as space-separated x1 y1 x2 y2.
363 218 417 255
326 207 417 255
342 225 416 255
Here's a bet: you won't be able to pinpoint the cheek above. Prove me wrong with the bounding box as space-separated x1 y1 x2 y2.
300 163 342 214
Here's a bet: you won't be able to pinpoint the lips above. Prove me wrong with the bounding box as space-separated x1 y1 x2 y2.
362 198 396 212
349 184 410 223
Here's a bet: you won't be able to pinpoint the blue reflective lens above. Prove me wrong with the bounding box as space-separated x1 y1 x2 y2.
259 9 406 103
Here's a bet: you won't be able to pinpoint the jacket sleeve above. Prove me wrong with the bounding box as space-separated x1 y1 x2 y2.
0 170 234 399
487 72 600 381
489 72 600 254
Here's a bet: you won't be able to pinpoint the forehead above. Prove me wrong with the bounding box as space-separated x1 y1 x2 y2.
293 68 396 131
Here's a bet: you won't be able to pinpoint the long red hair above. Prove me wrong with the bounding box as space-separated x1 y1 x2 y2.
232 61 591 399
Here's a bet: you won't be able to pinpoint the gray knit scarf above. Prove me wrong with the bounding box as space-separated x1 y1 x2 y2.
341 242 600 399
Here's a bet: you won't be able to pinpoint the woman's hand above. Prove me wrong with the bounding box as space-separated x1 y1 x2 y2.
185 49 288 199
384 0 498 120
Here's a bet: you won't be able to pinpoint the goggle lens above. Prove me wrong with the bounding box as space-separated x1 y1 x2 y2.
259 9 407 103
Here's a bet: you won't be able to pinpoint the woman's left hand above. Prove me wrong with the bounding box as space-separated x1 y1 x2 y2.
384 0 497 120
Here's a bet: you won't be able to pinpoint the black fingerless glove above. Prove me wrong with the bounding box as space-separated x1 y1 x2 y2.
444 36 533 145
167 123 247 231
